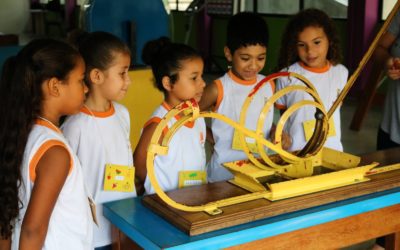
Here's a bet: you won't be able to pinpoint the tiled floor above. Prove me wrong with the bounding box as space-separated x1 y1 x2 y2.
341 97 382 155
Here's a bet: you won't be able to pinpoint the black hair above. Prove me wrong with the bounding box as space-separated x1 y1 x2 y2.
226 12 269 54
0 38 81 238
141 36 201 94
277 8 342 70
70 30 131 88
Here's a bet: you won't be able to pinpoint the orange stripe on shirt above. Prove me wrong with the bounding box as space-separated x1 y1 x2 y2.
275 103 286 110
227 70 257 85
214 79 224 111
29 140 73 182
268 79 276 93
80 103 115 118
143 117 169 136
299 61 330 73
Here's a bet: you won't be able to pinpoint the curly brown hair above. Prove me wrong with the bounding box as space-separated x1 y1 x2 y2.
277 8 342 71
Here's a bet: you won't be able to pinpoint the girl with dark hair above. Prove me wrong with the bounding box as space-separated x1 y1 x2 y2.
0 38 92 249
134 37 206 195
61 31 136 250
276 8 348 152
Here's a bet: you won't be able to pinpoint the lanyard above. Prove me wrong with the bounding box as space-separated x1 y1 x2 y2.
83 104 133 167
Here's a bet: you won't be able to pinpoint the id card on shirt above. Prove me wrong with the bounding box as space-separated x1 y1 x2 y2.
178 170 207 188
232 129 259 153
103 164 135 192
303 118 336 141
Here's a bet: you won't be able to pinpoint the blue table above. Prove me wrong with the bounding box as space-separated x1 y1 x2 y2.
104 186 400 249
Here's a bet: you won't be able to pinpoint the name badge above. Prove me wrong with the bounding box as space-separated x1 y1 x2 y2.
178 170 207 188
232 129 259 153
104 164 135 192
303 118 336 141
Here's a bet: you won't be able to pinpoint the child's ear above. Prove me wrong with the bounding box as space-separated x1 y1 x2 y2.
224 46 233 62
162 76 172 91
89 68 104 85
46 77 62 97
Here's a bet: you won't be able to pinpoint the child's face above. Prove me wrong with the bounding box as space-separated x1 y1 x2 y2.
100 52 131 101
167 57 205 104
60 57 88 114
225 45 266 81
296 26 329 68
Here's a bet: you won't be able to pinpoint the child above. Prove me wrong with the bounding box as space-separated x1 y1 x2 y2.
276 8 348 152
0 39 92 249
375 10 400 150
134 37 206 195
61 31 136 249
199 12 276 183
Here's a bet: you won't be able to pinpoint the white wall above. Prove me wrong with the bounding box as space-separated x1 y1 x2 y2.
0 0 30 34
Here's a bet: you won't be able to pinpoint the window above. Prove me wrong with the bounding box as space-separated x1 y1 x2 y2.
245 0 300 15
382 0 397 20
167 0 193 12
242 0 347 18
304 0 347 19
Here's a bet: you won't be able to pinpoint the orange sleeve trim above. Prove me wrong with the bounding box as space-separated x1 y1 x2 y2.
29 140 73 182
269 80 276 93
144 117 162 128
275 103 287 110
143 117 169 136
214 80 224 111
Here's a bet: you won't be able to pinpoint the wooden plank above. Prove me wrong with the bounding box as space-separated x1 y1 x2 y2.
227 204 400 249
111 225 142 250
142 168 400 235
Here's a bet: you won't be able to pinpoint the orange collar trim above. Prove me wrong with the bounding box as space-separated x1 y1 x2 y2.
228 70 257 85
299 61 331 73
162 101 194 128
35 119 62 134
80 103 115 118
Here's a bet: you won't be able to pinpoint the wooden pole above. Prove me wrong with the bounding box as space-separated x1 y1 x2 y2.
327 0 400 118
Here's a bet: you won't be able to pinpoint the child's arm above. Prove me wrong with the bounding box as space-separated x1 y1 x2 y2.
19 145 70 250
0 237 10 250
133 123 159 195
199 81 218 111
269 123 292 150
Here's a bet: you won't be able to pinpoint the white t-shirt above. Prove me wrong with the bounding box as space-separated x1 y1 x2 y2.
381 11 400 144
143 102 207 194
62 102 136 248
209 70 274 182
13 120 93 250
276 61 348 152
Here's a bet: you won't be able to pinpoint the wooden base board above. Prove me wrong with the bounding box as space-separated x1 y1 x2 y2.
143 168 400 236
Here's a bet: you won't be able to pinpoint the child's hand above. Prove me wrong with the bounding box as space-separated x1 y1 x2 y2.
280 131 292 150
269 125 292 150
386 57 400 80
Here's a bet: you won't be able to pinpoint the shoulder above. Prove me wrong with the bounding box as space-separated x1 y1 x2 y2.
143 105 164 128
113 101 130 123
113 102 129 115
62 112 86 128
331 63 347 71
331 64 349 77
280 62 301 73
61 113 89 140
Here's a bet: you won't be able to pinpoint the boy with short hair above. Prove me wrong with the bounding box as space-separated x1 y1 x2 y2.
200 12 275 182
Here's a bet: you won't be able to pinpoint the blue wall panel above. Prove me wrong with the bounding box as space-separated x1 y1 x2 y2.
85 0 169 66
